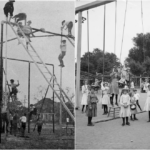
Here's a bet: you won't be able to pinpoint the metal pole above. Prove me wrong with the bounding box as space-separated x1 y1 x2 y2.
0 23 4 143
52 65 55 133
28 61 30 133
87 10 90 81
76 11 82 109
103 5 106 76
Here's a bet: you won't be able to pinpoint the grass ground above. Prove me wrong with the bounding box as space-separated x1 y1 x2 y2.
0 124 74 149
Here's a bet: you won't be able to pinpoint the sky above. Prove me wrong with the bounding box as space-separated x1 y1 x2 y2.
0 0 75 106
75 0 150 64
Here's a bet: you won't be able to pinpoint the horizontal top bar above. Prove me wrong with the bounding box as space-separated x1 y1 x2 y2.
75 0 116 14
3 57 54 66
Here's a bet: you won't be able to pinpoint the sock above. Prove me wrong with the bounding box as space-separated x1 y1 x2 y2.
122 117 125 124
116 95 118 104
126 117 128 123
82 105 85 112
149 111 150 120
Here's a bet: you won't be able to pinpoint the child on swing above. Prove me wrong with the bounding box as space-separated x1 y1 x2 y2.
58 40 66 67
7 79 20 101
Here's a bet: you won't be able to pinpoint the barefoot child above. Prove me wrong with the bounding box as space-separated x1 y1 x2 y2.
86 86 98 126
130 92 138 121
101 81 110 115
58 40 66 67
143 85 150 122
120 88 131 126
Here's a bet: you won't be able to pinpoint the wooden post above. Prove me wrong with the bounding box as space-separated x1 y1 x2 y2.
0 23 4 143
28 61 30 133
114 0 117 54
52 65 55 133
76 11 82 109
103 5 106 76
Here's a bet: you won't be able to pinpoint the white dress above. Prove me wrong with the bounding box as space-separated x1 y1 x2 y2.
120 94 131 117
101 83 110 105
81 85 88 105
130 82 134 89
143 90 150 111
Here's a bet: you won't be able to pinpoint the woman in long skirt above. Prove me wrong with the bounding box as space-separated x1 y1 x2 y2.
143 85 150 122
86 86 98 126
110 67 119 106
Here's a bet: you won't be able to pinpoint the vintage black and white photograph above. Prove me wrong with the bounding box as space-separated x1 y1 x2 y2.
0 0 75 149
75 0 150 149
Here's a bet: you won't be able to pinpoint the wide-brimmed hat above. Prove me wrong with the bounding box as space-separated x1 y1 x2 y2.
9 0 15 2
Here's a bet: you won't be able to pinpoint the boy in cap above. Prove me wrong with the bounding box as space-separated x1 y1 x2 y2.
3 0 15 22
58 40 66 67
7 79 20 101
61 20 73 37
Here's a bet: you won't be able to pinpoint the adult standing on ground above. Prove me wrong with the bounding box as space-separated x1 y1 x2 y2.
110 67 119 106
81 80 89 113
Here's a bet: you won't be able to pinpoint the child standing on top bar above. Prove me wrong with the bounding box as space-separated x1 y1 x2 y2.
58 40 66 67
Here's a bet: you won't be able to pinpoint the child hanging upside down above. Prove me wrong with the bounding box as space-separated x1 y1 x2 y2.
58 40 66 67
61 20 73 37
7 79 20 101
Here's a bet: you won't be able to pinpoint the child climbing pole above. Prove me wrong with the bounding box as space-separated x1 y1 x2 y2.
61 20 73 37
3 0 15 22
58 40 66 68
7 79 20 101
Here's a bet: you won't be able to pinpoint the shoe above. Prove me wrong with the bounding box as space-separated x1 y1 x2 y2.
122 123 125 126
131 118 134 121
126 122 130 126
115 103 118 106
102 113 105 115
147 120 150 122
134 118 138 120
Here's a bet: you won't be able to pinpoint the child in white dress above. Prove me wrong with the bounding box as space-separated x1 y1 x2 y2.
130 92 138 121
101 81 110 115
120 88 131 126
143 84 150 122
81 80 89 113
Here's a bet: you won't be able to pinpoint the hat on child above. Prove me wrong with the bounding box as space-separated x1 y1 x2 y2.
10 79 14 82
9 0 15 2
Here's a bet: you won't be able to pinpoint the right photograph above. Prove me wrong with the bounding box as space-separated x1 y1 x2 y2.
75 0 150 149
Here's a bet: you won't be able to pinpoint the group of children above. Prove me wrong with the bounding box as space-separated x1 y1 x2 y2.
81 79 150 127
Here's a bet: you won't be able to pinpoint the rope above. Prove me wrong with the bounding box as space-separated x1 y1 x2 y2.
120 0 128 62
87 10 90 81
114 0 117 54
141 0 145 61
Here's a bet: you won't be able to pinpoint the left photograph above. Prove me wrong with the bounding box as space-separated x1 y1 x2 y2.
0 1 75 149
